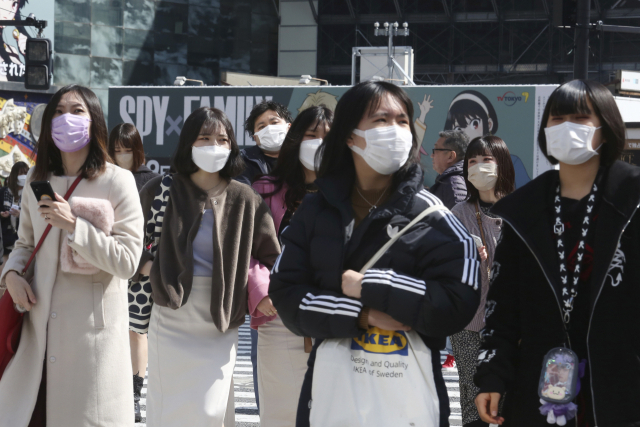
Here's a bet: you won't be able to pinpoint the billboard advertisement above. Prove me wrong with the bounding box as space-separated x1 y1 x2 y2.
0 0 54 82
0 89 52 176
108 85 559 187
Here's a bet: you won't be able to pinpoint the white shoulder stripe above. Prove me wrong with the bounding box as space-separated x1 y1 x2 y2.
364 271 426 289
271 244 285 274
416 192 441 207
418 190 443 206
366 269 426 286
300 305 359 318
305 293 363 307
301 298 362 313
363 277 426 295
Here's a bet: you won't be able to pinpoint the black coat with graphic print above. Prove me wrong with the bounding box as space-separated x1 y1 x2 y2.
269 163 480 427
475 161 640 427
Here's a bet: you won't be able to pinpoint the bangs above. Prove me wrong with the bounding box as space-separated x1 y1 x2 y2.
199 116 227 137
547 80 592 117
448 99 488 128
365 85 411 119
465 137 492 158
364 89 386 117
117 134 135 149
310 115 331 132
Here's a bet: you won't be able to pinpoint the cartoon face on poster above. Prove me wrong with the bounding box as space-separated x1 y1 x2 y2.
0 0 54 82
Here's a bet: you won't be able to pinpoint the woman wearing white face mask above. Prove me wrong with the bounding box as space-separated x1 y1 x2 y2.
236 101 293 186
107 122 158 422
269 81 481 426
0 161 29 273
474 80 640 427
135 107 280 426
251 105 333 427
450 136 515 427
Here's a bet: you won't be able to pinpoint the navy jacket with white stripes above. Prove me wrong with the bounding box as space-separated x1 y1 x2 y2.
269 163 481 426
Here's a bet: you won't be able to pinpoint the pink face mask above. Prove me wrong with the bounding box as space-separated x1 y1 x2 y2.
51 113 92 152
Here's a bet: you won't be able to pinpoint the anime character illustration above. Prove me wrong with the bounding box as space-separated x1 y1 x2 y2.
0 0 28 81
444 90 531 188
413 94 433 159
541 357 573 401
298 89 339 113
445 90 497 140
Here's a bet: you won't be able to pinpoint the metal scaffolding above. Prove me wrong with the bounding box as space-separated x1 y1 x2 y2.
316 0 640 85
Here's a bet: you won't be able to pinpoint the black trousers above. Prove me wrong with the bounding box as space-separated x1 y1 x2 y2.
29 359 46 427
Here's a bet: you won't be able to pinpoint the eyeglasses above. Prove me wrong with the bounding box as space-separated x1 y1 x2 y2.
432 148 453 155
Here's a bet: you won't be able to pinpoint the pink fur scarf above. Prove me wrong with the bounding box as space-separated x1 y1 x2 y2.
60 197 114 275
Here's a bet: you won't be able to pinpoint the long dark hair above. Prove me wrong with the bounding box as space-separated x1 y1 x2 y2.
258 106 333 211
171 107 245 180
33 85 111 181
463 136 515 203
538 79 625 167
108 123 145 172
8 161 29 203
317 81 419 182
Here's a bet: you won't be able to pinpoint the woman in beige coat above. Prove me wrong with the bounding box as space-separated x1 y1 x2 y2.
0 85 144 427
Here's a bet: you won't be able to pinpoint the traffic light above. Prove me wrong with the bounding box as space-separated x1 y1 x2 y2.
25 38 52 90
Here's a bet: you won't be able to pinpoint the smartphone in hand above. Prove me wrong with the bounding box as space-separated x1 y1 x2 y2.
30 181 56 207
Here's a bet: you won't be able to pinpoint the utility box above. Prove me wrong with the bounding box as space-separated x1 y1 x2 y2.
353 46 414 85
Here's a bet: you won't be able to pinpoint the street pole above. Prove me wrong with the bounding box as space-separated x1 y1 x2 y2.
388 29 393 80
573 0 590 80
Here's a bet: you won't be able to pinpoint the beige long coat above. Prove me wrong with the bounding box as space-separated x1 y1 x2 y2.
0 163 144 427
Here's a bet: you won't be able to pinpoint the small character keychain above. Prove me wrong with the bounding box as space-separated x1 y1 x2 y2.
537 348 585 426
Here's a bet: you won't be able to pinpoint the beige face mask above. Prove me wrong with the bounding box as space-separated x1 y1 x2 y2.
115 152 134 170
468 162 498 192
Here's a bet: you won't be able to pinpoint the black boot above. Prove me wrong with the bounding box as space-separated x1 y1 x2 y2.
133 373 144 422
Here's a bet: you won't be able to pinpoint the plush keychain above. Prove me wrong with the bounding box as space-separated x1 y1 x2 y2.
539 359 586 425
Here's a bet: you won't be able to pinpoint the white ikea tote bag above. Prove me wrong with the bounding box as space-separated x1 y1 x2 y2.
309 205 448 427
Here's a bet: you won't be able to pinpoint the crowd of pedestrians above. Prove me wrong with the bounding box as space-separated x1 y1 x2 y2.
0 78 637 427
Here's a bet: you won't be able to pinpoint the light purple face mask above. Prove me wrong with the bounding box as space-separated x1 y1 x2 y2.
51 113 92 152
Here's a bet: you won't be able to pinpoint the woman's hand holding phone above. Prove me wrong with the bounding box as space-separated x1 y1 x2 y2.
37 193 77 233
5 270 36 311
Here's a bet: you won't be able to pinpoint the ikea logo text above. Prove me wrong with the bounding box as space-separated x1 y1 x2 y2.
351 327 409 355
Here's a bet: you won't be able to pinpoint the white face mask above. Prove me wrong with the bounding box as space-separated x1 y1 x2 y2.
544 122 602 165
468 162 498 192
350 126 413 175
255 124 288 152
115 152 134 170
192 146 231 173
16 174 27 187
299 138 322 171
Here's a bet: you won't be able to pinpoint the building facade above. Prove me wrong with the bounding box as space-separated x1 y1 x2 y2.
53 0 279 115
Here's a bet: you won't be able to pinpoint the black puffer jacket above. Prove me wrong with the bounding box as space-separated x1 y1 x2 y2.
475 161 640 427
429 161 467 209
269 164 481 426
236 145 277 185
